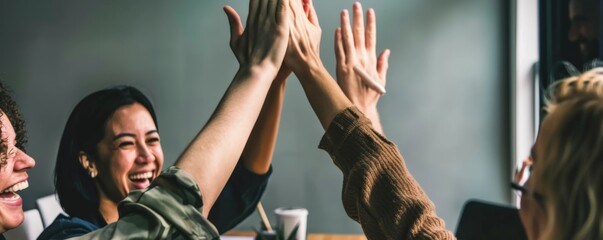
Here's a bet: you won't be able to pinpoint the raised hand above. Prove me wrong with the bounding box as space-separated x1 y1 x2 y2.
335 2 390 133
175 0 291 217
284 0 322 74
224 0 290 76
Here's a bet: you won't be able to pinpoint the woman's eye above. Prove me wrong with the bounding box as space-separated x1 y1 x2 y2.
118 142 134 148
147 137 160 144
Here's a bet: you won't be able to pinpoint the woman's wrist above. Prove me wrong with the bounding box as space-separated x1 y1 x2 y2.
293 60 327 83
361 106 384 134
236 64 280 85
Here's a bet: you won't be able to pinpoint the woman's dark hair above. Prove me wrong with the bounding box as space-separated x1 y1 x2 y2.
55 86 158 221
0 80 27 167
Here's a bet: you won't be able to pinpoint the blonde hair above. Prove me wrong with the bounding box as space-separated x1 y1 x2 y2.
536 67 603 240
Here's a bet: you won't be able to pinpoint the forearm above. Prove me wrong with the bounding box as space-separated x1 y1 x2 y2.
295 64 353 130
319 108 455 239
175 66 275 217
239 72 287 174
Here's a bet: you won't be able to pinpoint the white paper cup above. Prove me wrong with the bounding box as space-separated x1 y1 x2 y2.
274 207 308 240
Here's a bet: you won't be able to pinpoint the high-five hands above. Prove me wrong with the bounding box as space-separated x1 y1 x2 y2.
181 0 290 216
335 2 390 134
221 0 390 135
284 0 322 73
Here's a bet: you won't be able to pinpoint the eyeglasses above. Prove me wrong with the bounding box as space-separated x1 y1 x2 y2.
510 182 545 206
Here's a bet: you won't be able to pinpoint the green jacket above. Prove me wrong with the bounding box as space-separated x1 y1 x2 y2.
70 166 220 240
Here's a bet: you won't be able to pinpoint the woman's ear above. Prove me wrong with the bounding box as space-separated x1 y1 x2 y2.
79 151 98 178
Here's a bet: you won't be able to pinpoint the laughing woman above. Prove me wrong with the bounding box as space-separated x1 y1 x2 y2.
0 81 36 238
37 82 285 239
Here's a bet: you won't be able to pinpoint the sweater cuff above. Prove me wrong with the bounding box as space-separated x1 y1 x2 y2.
319 107 371 155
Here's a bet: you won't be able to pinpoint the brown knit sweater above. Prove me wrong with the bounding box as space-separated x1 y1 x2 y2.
319 107 456 240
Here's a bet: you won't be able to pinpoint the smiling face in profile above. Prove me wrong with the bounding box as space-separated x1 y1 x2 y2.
0 112 35 233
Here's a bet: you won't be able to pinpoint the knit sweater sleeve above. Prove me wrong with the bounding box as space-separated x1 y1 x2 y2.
318 107 456 240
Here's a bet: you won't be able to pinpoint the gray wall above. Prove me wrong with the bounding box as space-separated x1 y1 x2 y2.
0 0 510 234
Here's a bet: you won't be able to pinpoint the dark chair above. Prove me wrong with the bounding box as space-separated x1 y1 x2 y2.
455 199 528 240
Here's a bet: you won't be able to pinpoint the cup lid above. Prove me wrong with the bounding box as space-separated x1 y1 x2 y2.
274 207 308 216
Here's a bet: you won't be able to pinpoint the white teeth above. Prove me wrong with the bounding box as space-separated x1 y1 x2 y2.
129 172 153 180
2 180 28 193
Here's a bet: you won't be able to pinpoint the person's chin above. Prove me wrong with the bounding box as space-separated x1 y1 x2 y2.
0 208 25 233
519 207 543 240
580 48 590 59
579 41 599 60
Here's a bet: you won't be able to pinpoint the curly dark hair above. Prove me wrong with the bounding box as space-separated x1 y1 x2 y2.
0 80 27 167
